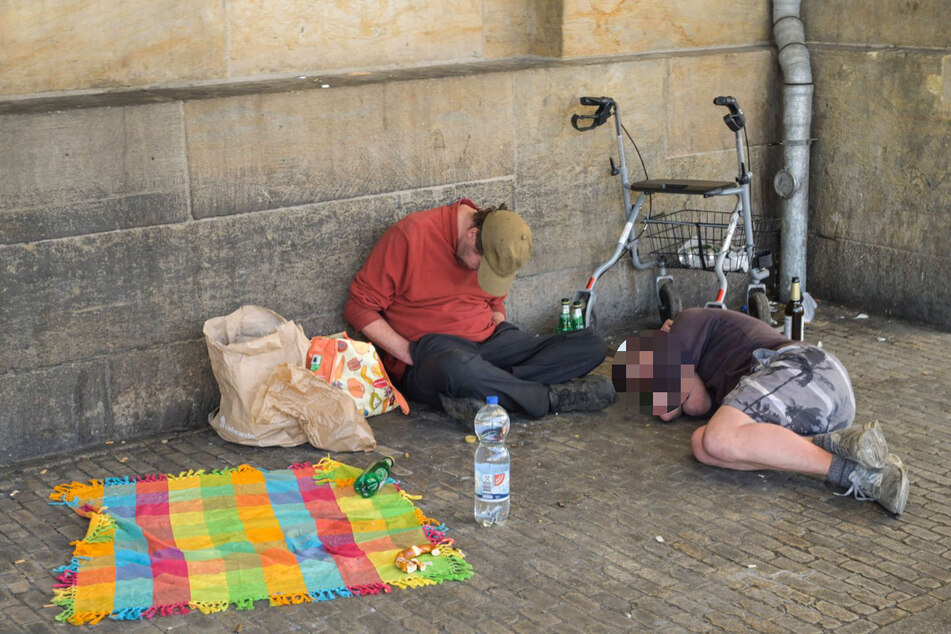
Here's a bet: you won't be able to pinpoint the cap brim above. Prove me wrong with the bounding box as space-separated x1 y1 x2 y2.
477 262 513 297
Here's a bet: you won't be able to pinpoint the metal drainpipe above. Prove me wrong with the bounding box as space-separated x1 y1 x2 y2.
772 0 814 302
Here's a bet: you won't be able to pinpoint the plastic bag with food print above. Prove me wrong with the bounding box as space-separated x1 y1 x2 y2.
306 333 410 418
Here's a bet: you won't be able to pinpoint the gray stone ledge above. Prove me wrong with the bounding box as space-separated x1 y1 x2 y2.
0 47 773 115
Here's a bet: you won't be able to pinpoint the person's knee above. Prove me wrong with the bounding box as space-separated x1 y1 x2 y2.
414 333 476 358
409 349 482 398
690 427 715 465
570 328 607 366
419 349 476 379
699 424 741 464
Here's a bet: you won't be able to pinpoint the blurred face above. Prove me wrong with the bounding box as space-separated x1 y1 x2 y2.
611 334 693 417
456 225 482 270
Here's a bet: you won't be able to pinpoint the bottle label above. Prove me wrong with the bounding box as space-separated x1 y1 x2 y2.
784 316 804 341
474 465 510 501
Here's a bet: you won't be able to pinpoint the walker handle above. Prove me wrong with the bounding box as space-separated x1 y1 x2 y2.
714 96 745 131
571 96 616 131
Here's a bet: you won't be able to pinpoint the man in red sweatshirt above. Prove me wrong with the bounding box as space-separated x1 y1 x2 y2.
344 198 616 427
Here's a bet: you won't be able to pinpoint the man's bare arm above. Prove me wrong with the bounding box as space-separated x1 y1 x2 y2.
360 318 413 366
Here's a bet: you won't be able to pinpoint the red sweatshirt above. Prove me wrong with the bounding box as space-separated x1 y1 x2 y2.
344 199 506 380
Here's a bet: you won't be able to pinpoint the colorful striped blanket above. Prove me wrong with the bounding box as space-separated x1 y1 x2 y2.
49 458 472 625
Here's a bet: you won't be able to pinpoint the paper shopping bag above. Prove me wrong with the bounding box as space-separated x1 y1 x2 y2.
253 364 375 452
203 305 312 446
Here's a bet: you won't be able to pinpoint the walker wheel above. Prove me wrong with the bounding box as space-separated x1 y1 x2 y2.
658 282 682 323
748 290 772 324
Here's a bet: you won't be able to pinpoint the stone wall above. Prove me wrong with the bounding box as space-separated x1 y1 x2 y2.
802 0 951 327
2 1 780 464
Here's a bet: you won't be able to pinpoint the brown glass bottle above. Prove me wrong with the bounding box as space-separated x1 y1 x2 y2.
784 277 805 341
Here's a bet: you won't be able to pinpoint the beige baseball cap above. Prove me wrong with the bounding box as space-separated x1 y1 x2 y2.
477 210 533 297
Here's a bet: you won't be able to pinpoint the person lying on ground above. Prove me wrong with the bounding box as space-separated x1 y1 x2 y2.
612 307 909 516
344 198 616 428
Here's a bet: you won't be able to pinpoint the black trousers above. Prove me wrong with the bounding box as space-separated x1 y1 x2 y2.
401 322 606 418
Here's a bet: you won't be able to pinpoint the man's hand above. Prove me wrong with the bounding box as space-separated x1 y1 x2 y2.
360 318 413 366
661 319 674 333
491 311 505 325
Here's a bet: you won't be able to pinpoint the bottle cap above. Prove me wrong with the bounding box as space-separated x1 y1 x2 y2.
486 396 499 405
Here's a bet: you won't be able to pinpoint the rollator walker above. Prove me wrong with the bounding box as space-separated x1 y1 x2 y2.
569 96 776 327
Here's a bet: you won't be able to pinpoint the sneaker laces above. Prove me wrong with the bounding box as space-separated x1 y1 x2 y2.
834 483 874 502
835 464 884 502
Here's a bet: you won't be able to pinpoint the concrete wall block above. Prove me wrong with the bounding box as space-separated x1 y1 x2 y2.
810 236 951 330
0 1 226 95
485 0 535 59
0 104 189 243
810 49 951 256
485 0 563 59
0 225 199 372
226 0 483 77
803 0 951 49
0 362 109 467
109 341 218 440
667 51 779 157
560 0 770 58
186 75 515 218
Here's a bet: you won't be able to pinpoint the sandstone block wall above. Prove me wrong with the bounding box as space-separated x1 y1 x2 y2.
802 1 951 327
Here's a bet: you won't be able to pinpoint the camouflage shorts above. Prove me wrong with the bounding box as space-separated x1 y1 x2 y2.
721 345 855 435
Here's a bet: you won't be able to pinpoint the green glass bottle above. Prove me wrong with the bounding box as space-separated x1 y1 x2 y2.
557 298 572 333
354 457 394 498
571 301 585 330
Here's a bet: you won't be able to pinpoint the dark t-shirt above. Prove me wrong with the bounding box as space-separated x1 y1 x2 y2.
669 308 793 410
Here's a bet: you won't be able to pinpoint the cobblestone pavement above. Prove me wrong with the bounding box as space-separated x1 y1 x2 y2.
1 302 950 633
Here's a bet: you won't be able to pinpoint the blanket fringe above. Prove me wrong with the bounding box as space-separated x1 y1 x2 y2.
389 576 437 590
269 592 310 606
313 455 343 483
443 554 475 581
189 600 231 614
49 479 102 508
399 489 423 502
82 511 117 544
62 610 110 625
347 582 392 596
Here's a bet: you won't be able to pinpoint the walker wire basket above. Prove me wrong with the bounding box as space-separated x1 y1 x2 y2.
641 209 780 272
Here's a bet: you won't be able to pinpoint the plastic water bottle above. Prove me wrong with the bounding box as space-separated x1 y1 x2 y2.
473 396 510 527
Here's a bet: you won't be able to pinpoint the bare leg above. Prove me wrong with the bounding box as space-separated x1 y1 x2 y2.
690 405 833 476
